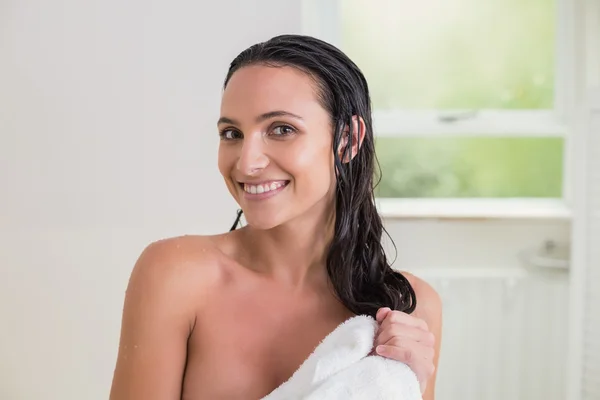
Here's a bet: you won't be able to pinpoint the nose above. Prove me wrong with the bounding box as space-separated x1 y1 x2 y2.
236 134 269 176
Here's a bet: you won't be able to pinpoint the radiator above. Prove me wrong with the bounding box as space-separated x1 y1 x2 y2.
416 268 569 400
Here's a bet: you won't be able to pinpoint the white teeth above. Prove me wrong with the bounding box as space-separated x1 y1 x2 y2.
243 181 286 195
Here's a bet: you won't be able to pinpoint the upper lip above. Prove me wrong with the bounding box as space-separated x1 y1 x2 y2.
238 180 289 185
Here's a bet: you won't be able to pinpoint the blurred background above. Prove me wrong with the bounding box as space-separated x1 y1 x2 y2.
1 0 598 399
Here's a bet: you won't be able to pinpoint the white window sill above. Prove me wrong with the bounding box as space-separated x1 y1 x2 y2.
373 109 567 137
375 198 572 221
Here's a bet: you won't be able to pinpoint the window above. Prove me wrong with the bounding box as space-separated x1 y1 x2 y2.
302 0 572 202
375 137 563 198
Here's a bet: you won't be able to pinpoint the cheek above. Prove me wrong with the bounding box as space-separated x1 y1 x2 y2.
217 146 238 194
288 139 334 193
217 145 233 176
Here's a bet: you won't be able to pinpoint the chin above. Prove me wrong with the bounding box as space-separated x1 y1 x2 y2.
242 210 287 231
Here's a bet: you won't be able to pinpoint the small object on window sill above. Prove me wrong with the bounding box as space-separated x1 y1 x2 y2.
519 240 570 270
437 110 478 123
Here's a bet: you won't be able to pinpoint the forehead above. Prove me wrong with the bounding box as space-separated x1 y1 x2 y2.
220 65 324 118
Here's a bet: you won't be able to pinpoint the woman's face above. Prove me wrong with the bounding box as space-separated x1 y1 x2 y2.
218 65 336 230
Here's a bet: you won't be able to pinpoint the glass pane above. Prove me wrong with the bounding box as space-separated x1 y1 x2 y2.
340 0 555 110
374 137 563 198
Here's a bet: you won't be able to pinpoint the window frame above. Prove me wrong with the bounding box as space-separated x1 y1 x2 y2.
301 0 583 219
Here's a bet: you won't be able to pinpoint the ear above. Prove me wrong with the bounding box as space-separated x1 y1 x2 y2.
337 115 366 163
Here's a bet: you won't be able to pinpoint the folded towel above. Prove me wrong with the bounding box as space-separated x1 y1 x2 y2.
261 315 422 400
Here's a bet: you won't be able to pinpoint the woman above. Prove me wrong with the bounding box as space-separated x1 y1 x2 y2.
109 34 442 400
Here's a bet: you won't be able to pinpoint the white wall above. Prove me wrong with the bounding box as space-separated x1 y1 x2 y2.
0 1 301 399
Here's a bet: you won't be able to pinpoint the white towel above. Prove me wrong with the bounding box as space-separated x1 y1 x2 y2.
261 315 422 400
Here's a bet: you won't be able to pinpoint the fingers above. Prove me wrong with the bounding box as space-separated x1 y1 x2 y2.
374 309 436 396
376 341 435 393
376 307 391 323
375 325 435 348
378 309 429 332
376 338 435 361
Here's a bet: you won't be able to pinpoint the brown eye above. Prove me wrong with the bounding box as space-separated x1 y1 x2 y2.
220 129 242 140
272 125 295 136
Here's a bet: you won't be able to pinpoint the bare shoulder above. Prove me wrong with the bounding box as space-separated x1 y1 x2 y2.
132 234 224 283
127 235 225 307
402 271 442 324
109 234 228 400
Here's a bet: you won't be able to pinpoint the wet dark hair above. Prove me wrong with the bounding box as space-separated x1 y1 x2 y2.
224 34 416 317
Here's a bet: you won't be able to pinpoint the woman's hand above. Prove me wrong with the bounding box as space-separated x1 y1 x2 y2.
373 307 436 394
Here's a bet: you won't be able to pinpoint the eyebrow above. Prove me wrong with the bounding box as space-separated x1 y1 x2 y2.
217 110 304 126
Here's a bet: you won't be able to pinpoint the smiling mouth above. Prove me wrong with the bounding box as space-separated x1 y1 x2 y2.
238 180 290 196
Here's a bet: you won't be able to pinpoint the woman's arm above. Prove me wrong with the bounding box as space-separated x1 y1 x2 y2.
109 240 199 400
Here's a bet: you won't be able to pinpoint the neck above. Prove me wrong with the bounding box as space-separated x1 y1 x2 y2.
238 200 336 289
